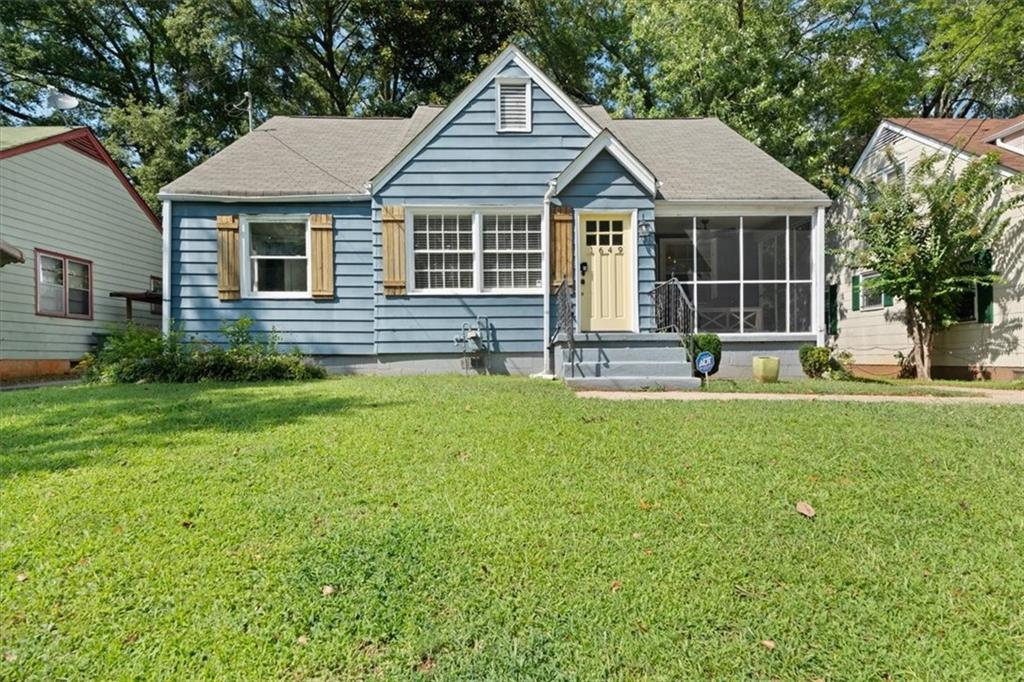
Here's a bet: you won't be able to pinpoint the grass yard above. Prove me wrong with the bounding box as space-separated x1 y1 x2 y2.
2 377 1023 679
699 378 983 397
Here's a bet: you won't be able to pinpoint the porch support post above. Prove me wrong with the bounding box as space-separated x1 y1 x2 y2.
813 205 826 346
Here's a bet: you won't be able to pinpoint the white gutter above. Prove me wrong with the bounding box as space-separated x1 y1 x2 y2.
535 179 559 378
161 200 171 336
155 192 369 203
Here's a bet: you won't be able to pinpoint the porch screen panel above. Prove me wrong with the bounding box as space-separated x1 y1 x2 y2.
659 214 815 334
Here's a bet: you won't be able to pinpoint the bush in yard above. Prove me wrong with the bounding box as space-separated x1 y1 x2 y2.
799 345 831 378
80 318 326 384
685 333 721 376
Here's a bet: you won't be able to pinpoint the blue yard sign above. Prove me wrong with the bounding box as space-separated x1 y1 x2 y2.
695 351 715 378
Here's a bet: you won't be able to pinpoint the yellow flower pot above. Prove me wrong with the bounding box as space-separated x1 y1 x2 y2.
753 356 780 383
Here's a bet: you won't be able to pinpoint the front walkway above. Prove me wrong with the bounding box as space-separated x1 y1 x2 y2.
577 386 1024 406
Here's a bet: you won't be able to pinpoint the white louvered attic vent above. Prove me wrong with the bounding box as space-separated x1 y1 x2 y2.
875 127 905 148
496 79 531 133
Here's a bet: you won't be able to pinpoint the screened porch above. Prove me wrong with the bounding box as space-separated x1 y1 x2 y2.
652 215 816 336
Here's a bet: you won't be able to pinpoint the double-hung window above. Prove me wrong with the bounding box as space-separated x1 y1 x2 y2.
859 272 884 309
413 213 475 290
482 214 542 290
36 250 92 319
410 209 542 293
242 217 310 297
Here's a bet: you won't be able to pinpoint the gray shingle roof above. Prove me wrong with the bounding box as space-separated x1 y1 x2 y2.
606 118 828 202
160 105 827 203
160 106 442 197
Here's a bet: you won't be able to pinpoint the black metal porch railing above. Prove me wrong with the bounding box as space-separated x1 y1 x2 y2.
553 277 575 376
650 278 695 335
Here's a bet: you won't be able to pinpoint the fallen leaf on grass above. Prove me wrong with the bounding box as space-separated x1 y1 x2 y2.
611 580 622 593
321 585 335 596
296 635 309 646
795 501 816 518
14 573 27 583
3 652 16 662
760 639 776 651
639 499 653 511
417 655 435 673
181 520 194 529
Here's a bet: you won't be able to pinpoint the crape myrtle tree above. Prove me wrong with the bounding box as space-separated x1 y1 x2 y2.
837 151 1022 379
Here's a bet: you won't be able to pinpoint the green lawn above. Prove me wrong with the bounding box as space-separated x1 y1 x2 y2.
700 378 982 397
2 377 1023 679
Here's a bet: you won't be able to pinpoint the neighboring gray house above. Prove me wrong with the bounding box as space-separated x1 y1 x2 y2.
160 45 830 385
0 127 163 381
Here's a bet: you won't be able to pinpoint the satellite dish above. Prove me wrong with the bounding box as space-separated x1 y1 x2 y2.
45 87 79 112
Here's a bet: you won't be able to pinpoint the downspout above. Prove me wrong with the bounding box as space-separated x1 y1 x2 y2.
161 200 171 336
536 178 559 378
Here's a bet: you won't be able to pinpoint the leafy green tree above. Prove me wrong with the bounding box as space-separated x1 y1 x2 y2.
836 152 1022 379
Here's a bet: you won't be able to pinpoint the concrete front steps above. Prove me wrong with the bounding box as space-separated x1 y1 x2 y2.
558 340 701 390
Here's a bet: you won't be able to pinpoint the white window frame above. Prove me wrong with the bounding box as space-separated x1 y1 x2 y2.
239 214 312 299
859 271 885 310
664 215 815 335
495 77 532 133
406 207 543 295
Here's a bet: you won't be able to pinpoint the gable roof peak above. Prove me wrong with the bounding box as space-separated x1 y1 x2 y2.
369 43 603 192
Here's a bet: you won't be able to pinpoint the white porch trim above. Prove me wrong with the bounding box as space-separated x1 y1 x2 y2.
655 199 828 216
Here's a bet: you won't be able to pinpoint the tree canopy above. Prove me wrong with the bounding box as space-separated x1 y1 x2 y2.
2 0 1022 206
835 152 1022 379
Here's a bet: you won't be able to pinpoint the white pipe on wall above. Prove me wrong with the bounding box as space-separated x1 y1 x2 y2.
161 200 171 336
537 179 558 377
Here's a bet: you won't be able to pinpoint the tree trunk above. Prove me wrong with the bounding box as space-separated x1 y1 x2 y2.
906 304 934 380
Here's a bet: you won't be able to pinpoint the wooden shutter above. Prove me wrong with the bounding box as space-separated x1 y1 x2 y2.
851 275 860 311
309 214 334 299
550 205 573 291
216 215 241 301
382 205 406 295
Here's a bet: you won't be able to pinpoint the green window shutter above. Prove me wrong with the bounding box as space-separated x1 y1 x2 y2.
827 283 839 335
883 291 894 307
977 249 994 324
978 283 994 323
851 275 861 312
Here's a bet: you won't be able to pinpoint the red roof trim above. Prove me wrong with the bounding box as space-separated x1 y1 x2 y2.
0 128 161 233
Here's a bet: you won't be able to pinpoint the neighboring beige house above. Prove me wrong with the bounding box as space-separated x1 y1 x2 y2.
830 117 1024 380
0 127 163 381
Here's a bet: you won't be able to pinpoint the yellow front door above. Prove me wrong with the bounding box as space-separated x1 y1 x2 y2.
578 212 634 332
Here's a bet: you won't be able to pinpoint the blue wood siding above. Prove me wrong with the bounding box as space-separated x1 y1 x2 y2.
557 150 656 331
171 201 374 355
377 62 592 205
373 62 596 355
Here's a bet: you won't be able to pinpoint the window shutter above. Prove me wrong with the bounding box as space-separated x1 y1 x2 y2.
550 206 573 291
216 215 241 301
851 275 860 311
978 284 994 323
382 206 406 295
977 250 994 324
827 283 839 335
309 214 334 298
883 291 893 307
